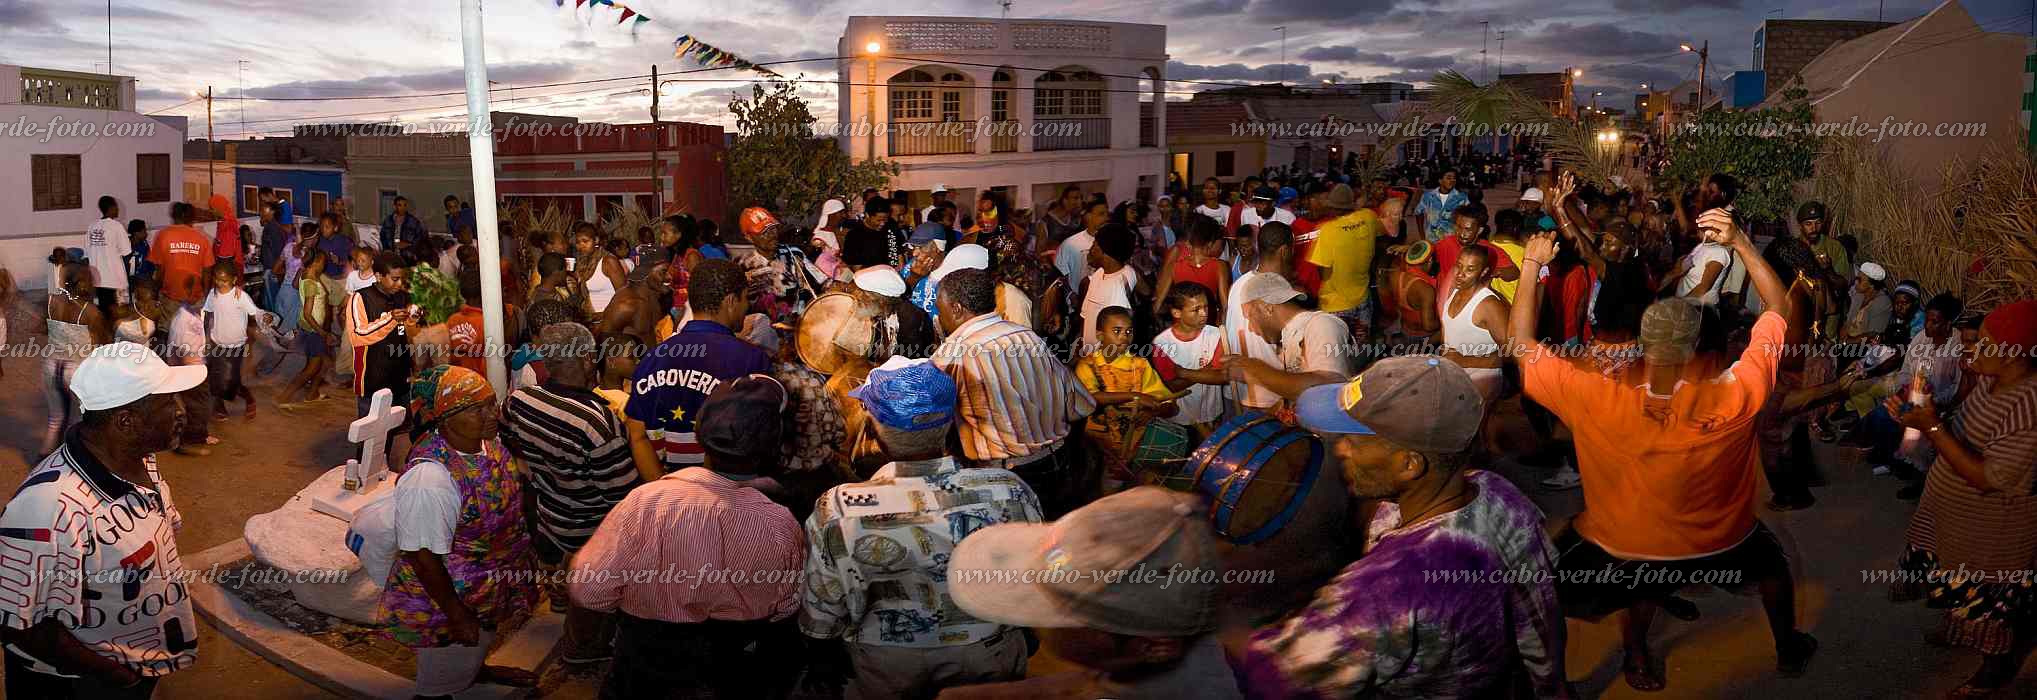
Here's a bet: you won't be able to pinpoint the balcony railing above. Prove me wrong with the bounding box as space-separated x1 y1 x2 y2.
888 122 976 156
1035 117 1110 151
1139 116 1155 147
20 68 121 110
989 121 1019 152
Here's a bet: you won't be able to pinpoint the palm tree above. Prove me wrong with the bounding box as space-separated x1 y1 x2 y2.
1425 69 1620 188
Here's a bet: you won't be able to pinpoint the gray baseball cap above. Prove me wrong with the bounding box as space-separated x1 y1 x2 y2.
1296 355 1485 453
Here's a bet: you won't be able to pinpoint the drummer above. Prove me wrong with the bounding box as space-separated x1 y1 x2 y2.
1225 273 1353 415
850 265 935 360
1074 306 1181 492
1235 355 1567 698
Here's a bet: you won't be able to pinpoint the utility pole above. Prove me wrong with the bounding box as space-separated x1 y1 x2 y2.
1481 21 1490 82
648 64 661 217
459 0 509 396
1275 27 1287 85
1497 30 1506 80
237 59 249 139
1696 40 1709 109
204 86 214 197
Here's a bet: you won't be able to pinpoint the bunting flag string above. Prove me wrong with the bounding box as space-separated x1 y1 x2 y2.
546 1 778 76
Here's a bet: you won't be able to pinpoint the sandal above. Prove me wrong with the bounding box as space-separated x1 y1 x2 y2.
1622 651 1666 692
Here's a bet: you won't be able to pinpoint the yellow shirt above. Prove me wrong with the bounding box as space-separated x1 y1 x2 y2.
1074 351 1171 454
1487 238 1525 303
1307 209 1380 312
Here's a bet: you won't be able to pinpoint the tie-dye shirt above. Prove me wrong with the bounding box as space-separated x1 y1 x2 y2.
1237 470 1567 699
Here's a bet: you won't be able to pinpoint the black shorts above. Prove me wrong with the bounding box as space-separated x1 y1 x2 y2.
1552 521 1790 621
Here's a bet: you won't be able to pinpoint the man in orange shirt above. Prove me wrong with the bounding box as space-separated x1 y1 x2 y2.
149 202 212 305
1507 207 1816 691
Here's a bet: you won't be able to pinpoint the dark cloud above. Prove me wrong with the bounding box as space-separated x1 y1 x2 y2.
1167 60 1321 83
1235 46 1271 57
1367 68 1449 84
1246 0 1400 23
1297 45 1459 70
0 0 60 32
1610 0 1741 12
1517 22 1683 58
1175 0 1248 19
247 62 581 98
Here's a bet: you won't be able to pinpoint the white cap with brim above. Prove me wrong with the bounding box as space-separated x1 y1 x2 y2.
1520 188 1545 203
931 184 950 194
1235 272 1306 306
853 265 908 297
1859 262 1888 282
929 244 989 285
819 198 846 221
71 342 207 411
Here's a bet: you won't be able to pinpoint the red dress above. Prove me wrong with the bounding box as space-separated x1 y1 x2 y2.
1168 245 1226 296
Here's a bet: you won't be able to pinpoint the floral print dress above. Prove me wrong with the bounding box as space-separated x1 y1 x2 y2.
377 433 540 648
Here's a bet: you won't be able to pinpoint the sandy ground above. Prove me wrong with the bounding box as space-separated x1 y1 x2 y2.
0 180 2029 698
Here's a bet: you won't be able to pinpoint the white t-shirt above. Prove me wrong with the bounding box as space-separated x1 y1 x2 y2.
1193 204 1231 226
168 305 205 363
86 217 130 290
1153 325 1227 424
1676 242 1733 306
346 269 377 294
203 287 262 347
1279 310 1351 378
1237 207 1296 230
438 247 462 277
1056 230 1096 288
1225 271 1284 409
393 459 462 555
1080 266 1138 352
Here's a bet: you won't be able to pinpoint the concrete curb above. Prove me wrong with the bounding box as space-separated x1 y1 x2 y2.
186 539 560 700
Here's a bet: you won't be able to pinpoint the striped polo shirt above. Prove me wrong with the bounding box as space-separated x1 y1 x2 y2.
624 320 771 472
499 383 639 556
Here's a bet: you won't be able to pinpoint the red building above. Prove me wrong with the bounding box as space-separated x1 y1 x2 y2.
496 120 726 225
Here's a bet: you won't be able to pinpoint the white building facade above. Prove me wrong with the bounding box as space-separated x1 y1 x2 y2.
1 65 186 288
837 16 1168 213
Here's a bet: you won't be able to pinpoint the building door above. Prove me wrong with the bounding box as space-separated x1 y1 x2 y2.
1171 153 1190 184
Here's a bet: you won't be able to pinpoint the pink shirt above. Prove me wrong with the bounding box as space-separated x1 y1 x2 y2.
568 468 804 623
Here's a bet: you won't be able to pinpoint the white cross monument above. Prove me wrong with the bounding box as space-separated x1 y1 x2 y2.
309 388 407 521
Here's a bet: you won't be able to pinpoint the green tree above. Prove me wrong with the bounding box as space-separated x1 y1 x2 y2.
1658 99 1822 222
727 80 897 221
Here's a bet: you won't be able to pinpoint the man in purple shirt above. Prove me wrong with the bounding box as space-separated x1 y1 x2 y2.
624 259 771 474
1237 356 1568 698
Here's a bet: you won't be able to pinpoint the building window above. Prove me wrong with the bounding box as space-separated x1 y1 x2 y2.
136 154 170 203
992 89 1010 121
1068 89 1103 116
31 154 82 212
891 88 935 120
310 191 330 219
1215 150 1236 177
941 91 962 122
1035 88 1065 117
242 186 260 215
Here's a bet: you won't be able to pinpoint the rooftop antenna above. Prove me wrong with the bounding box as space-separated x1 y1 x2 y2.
1496 29 1505 78
1000 0 1011 18
1275 26 1287 85
1481 21 1490 82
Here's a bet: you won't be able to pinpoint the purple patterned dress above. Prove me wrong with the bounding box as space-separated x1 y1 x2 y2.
376 433 540 648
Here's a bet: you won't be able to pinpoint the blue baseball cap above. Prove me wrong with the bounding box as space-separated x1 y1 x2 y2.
1277 186 1299 205
849 357 957 432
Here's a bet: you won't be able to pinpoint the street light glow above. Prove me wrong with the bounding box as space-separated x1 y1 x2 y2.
1681 43 1694 52
1571 68 1583 78
865 41 882 54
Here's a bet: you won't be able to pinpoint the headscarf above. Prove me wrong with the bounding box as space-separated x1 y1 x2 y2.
410 365 495 439
1981 300 2037 358
208 194 241 264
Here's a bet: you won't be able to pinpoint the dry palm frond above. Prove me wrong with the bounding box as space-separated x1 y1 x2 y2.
1424 70 1619 188
1826 133 2037 312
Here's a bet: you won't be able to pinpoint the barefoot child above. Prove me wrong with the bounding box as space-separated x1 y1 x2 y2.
1150 282 1229 439
203 261 262 420
1075 306 1182 491
167 296 218 455
281 248 336 406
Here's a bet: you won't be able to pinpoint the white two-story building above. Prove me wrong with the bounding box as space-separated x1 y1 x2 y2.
837 16 1168 214
1 64 186 288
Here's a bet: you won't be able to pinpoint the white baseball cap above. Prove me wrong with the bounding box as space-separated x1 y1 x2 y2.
819 198 847 221
1520 187 1545 203
71 342 207 411
854 264 908 297
1859 261 1888 282
929 243 989 284
931 184 950 194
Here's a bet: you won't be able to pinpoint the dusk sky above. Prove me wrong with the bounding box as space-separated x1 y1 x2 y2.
1 0 2028 138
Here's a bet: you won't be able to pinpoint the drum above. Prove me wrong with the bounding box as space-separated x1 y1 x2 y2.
1173 412 1325 544
1127 420 1195 485
796 292 877 375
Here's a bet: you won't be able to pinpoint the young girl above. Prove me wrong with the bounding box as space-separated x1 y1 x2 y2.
1075 306 1181 491
281 248 336 406
572 222 627 316
113 276 158 345
167 292 217 455
42 261 107 456
202 261 262 420
1152 217 1232 318
1150 282 1229 439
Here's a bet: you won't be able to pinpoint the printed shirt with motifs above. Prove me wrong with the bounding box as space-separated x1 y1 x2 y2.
0 432 197 678
799 457 1043 647
624 320 772 473
1238 470 1566 699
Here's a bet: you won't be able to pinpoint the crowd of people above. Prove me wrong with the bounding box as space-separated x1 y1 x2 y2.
4 152 2036 700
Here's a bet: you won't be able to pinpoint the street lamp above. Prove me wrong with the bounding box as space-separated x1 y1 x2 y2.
1570 67 1582 78
1682 41 1710 107
863 41 882 161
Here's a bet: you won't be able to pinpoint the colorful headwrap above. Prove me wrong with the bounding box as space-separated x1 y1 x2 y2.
1982 300 2037 357
410 365 495 436
1403 239 1434 267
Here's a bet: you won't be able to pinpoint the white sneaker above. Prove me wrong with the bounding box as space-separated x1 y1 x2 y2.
1541 464 1582 490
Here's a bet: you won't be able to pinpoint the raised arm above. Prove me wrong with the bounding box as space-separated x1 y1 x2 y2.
1701 209 1787 319
1509 231 1559 363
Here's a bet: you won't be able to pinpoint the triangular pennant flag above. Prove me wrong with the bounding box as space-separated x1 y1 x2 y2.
576 0 588 6
618 7 635 23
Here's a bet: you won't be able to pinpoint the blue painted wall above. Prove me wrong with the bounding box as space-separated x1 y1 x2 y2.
233 167 343 221
1727 71 1766 109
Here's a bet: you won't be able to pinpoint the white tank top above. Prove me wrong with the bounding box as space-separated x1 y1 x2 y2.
1441 285 1499 357
584 258 618 313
